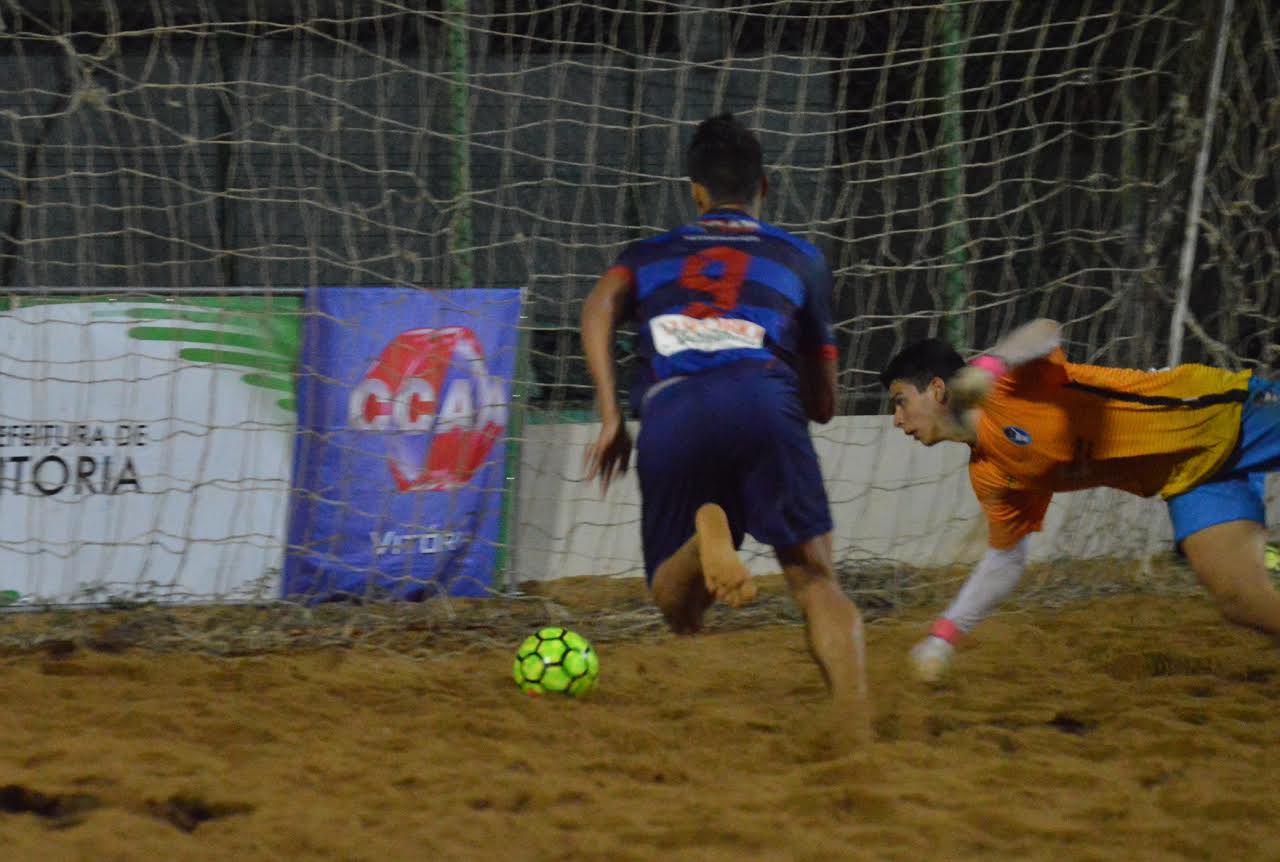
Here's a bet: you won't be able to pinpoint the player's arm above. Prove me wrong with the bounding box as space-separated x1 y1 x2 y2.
910 539 1029 683
581 265 635 492
582 266 632 424
911 485 1050 683
949 318 1063 413
799 354 838 424
796 254 840 424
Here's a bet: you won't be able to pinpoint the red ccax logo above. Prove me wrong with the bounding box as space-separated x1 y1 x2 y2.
348 327 507 491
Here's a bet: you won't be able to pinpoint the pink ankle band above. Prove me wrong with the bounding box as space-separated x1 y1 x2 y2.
930 618 961 645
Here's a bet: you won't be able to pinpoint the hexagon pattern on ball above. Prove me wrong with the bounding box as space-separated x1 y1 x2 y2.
512 626 599 697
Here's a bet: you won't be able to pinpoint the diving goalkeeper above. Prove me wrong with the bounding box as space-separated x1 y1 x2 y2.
880 319 1280 682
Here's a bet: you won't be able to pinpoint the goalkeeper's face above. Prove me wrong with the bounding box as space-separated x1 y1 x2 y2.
888 378 951 446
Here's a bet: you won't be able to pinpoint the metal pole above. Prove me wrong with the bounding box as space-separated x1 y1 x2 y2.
446 0 474 290
1167 0 1233 366
494 284 531 593
940 0 968 349
214 33 239 290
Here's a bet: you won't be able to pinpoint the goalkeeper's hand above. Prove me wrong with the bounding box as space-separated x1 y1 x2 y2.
948 364 998 411
993 318 1061 366
950 318 1063 411
909 635 955 684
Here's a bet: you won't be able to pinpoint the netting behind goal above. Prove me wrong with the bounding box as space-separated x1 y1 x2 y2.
0 1 1275 604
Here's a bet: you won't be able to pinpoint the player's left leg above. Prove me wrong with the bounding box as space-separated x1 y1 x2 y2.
638 368 754 634
1183 519 1280 642
693 502 755 607
649 503 755 634
649 535 713 634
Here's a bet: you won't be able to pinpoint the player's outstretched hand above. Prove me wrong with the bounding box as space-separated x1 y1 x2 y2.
909 635 954 684
995 318 1060 366
948 364 997 410
583 416 632 495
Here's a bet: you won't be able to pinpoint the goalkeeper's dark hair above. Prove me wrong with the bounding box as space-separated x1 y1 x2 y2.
686 113 764 205
879 338 967 391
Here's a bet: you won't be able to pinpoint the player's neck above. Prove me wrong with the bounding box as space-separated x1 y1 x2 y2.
945 408 980 444
702 201 761 219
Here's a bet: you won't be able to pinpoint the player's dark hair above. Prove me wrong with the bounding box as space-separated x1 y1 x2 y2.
879 338 966 391
686 113 764 205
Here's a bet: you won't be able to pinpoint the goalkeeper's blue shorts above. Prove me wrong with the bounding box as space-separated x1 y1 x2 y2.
635 359 832 583
1168 375 1280 545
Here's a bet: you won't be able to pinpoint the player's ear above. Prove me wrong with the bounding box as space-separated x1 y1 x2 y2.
690 181 712 214
928 376 948 404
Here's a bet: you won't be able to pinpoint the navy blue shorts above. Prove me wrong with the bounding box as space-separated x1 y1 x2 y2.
636 361 833 583
1167 376 1280 544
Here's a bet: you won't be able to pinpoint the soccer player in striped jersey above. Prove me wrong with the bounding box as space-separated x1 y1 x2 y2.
581 113 868 718
881 319 1280 682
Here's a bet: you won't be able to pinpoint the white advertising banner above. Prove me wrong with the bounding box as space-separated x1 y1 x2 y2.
0 298 297 605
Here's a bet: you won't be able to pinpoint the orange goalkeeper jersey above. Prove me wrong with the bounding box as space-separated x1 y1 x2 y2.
970 349 1251 549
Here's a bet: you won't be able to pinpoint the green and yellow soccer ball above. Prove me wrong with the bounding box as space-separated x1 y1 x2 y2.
513 627 599 697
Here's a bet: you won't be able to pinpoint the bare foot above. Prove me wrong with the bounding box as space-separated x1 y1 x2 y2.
827 609 872 744
830 689 874 747
802 696 874 760
695 503 756 607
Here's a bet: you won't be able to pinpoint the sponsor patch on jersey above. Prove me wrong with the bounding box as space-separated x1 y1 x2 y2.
650 313 766 357
1003 425 1033 446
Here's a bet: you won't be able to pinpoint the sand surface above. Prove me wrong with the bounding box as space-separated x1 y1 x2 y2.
2 577 1279 862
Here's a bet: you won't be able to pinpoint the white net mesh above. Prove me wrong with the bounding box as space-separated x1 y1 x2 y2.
0 1 1275 601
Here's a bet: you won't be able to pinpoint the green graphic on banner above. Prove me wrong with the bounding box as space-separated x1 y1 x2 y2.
91 297 302 413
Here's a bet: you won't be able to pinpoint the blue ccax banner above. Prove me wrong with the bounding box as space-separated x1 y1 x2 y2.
285 287 522 600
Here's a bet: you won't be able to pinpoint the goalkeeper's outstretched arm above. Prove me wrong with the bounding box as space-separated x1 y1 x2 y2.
949 318 1063 413
909 538 1030 683
987 317 1062 368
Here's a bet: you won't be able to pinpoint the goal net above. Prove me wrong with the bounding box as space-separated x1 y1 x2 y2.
0 1 1275 605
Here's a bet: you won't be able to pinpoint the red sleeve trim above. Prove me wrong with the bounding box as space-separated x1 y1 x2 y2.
604 264 636 293
806 344 838 361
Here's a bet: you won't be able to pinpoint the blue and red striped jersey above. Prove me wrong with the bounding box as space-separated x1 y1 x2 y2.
607 208 838 409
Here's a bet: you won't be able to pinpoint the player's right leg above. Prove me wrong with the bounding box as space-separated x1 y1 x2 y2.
729 364 870 728
775 535 870 723
1183 519 1280 641
1171 377 1280 641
